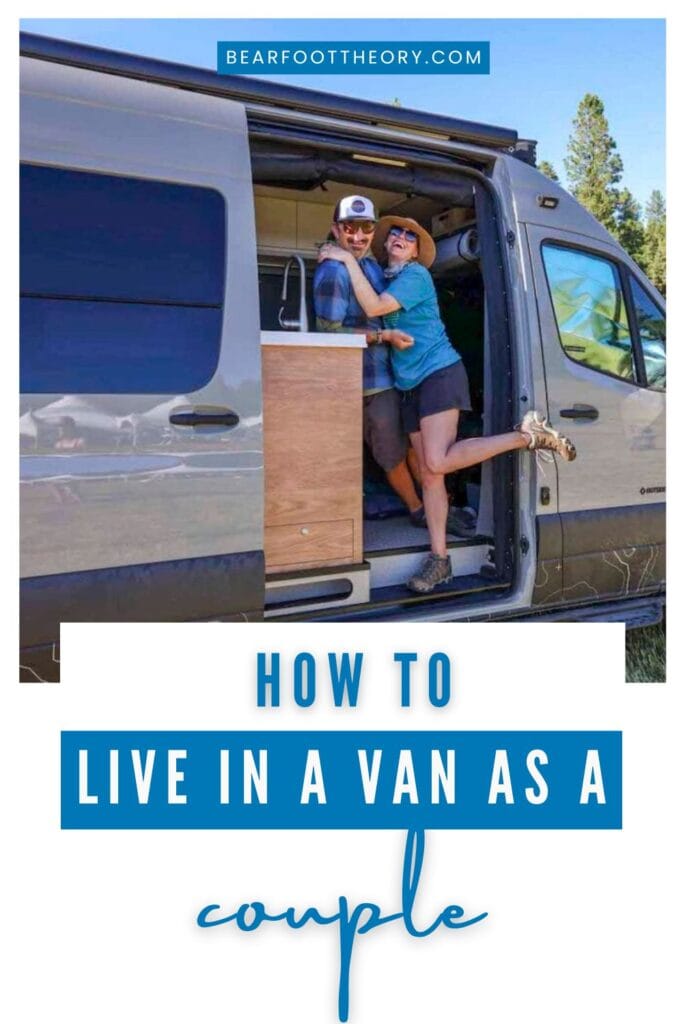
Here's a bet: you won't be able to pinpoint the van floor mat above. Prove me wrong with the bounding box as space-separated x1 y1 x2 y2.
364 514 491 554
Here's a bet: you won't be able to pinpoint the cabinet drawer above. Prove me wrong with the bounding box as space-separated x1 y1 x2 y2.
265 519 354 573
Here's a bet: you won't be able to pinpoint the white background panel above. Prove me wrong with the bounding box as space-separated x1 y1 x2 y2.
3 622 678 1023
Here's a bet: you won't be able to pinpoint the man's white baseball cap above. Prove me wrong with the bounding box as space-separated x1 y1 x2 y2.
333 195 377 222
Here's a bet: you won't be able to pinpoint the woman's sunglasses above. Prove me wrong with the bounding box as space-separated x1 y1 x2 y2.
338 220 376 235
388 226 418 243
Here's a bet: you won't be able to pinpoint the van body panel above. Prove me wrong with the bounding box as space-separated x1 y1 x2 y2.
20 58 263 586
524 223 665 515
532 504 664 607
559 503 664 601
504 156 618 245
21 549 264 647
532 514 563 605
20 547 264 681
523 220 665 603
502 155 665 606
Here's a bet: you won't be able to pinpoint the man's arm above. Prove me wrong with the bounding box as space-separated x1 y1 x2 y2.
317 247 401 318
313 261 351 332
314 261 412 349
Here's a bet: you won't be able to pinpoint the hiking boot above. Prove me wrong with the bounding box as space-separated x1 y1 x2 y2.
517 410 577 462
407 553 452 594
446 506 477 538
410 505 477 538
409 506 427 528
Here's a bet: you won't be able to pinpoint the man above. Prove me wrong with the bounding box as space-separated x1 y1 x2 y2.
313 195 424 524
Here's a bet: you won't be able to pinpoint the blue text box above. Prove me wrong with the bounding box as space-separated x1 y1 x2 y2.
216 42 490 75
62 731 621 830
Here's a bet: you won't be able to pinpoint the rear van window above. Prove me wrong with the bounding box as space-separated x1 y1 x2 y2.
20 165 226 393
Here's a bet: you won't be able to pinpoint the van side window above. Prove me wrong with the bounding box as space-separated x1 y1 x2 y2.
20 165 226 394
630 276 666 392
542 244 636 384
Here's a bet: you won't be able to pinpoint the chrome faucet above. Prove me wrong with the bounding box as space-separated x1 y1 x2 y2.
278 255 309 331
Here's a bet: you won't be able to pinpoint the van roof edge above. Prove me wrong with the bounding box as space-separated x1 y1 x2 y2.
20 32 535 159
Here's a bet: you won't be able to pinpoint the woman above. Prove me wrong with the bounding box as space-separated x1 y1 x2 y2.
319 215 576 594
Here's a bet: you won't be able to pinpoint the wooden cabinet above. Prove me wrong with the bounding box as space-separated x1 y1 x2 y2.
261 333 364 574
265 520 355 574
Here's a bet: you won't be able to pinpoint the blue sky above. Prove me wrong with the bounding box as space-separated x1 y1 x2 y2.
20 18 665 209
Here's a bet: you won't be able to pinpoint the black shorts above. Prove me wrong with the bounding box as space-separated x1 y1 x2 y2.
363 388 407 472
400 361 472 435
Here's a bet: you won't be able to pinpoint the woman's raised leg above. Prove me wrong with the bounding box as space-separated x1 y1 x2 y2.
420 409 577 476
421 421 527 476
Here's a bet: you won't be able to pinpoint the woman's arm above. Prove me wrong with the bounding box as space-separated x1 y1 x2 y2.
318 244 401 317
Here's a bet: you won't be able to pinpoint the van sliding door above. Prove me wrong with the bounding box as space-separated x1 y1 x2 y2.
20 57 263 678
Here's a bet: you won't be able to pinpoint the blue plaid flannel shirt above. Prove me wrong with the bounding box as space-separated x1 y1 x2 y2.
313 255 394 393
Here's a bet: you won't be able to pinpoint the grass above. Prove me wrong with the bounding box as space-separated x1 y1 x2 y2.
625 620 666 682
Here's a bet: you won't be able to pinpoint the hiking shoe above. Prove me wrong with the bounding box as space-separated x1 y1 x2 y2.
410 505 477 537
446 506 477 538
517 410 577 462
409 506 427 528
407 554 452 594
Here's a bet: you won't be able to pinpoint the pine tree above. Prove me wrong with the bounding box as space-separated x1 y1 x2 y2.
537 160 559 182
614 188 644 263
642 190 666 294
646 189 666 222
565 94 623 231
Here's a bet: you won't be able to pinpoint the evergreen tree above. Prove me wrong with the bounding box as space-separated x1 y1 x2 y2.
642 190 666 294
537 160 559 182
614 188 644 263
646 189 666 222
565 94 623 231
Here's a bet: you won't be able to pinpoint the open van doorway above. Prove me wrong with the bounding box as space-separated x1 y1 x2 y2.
251 140 517 619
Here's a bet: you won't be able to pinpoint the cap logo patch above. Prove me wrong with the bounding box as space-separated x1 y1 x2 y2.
351 199 366 212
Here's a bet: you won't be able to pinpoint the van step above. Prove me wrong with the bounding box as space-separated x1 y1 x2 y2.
269 572 507 621
264 561 369 617
367 539 492 590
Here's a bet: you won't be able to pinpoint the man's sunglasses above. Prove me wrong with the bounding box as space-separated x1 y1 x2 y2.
388 226 419 243
338 220 376 235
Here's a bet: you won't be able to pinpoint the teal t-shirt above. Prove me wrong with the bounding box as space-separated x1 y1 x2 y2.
383 262 460 390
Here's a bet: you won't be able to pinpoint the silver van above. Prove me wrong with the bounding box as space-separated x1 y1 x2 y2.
20 34 666 681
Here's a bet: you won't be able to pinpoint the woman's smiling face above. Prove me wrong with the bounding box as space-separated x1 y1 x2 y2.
385 225 419 264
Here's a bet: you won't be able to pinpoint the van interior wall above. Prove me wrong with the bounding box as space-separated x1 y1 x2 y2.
251 142 496 542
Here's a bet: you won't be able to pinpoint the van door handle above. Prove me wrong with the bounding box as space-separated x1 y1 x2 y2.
169 407 240 428
559 404 599 420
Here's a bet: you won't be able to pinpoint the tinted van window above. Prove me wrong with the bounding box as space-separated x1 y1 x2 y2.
20 165 226 394
542 244 636 383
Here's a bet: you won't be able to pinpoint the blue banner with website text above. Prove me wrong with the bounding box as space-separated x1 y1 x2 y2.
62 730 621 829
216 42 490 75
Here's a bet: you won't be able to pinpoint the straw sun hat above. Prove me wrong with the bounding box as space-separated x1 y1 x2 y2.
371 216 437 269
